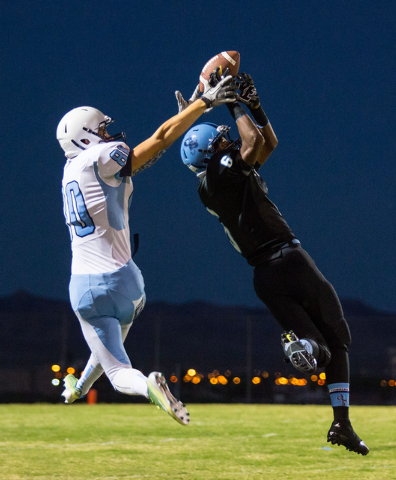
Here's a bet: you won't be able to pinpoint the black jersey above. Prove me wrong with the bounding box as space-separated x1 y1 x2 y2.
198 148 296 266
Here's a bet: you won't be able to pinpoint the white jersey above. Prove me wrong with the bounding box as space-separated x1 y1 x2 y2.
62 141 133 275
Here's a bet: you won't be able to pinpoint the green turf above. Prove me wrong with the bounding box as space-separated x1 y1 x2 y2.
0 404 394 479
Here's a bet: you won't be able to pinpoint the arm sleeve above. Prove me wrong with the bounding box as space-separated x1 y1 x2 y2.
97 142 130 178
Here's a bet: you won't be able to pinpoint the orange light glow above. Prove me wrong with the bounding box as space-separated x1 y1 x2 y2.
380 380 387 387
318 379 325 386
183 375 192 382
319 372 326 380
170 375 178 383
233 377 241 384
192 376 201 384
389 380 395 387
311 375 318 382
262 371 269 378
218 375 228 385
210 377 218 385
187 369 196 377
252 377 261 384
51 365 61 372
67 367 75 375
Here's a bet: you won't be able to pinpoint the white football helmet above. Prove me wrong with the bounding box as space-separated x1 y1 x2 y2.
56 106 126 158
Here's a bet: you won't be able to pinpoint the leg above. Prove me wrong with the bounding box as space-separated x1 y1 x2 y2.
254 247 369 454
75 320 134 396
76 312 149 397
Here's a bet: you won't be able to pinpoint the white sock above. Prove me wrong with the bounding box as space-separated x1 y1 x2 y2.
111 368 149 397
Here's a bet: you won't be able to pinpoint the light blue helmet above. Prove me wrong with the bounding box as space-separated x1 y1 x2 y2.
180 123 232 174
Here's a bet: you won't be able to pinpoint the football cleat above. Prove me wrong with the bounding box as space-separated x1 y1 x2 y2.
281 330 317 374
327 420 369 455
147 372 190 426
62 374 82 404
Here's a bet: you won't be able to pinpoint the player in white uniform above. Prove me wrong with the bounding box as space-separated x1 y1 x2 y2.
56 77 237 425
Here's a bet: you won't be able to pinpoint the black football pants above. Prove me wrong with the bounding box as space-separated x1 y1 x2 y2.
253 244 351 384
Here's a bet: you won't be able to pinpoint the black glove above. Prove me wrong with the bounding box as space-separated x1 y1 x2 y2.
236 72 260 109
208 67 230 88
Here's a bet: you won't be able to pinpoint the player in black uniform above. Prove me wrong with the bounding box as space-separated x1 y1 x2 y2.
176 72 369 455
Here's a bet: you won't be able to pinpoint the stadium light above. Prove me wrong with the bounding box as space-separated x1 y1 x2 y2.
51 379 60 386
187 369 196 377
51 365 61 372
252 377 261 384
67 367 75 375
233 377 241 384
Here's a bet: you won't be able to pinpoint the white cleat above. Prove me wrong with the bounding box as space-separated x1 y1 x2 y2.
147 372 190 426
62 374 82 404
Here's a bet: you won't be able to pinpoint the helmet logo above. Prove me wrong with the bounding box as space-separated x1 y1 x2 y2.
184 135 199 155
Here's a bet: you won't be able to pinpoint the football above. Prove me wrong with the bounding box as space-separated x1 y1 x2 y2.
199 51 240 92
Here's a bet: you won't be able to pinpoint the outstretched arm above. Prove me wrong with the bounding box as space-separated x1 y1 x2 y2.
230 105 265 166
131 76 237 173
237 72 278 168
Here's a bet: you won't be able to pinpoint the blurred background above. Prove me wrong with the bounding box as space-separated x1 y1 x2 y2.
0 1 395 403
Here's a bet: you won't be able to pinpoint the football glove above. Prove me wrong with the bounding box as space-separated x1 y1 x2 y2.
236 72 260 108
201 75 237 109
175 84 201 113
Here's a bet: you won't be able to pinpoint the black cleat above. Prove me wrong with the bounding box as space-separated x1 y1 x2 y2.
327 420 369 455
281 330 317 374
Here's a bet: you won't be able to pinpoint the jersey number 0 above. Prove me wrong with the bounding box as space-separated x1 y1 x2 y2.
64 181 95 238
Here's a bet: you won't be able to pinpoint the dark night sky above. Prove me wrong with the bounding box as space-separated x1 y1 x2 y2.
1 2 395 312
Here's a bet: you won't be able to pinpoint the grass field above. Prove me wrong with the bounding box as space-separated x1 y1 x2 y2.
0 404 395 480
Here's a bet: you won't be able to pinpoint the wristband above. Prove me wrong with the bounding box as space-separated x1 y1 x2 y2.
200 96 212 108
250 104 269 128
226 102 247 122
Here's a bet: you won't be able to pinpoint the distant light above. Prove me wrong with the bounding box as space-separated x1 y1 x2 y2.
252 377 261 384
52 379 60 386
51 365 61 372
278 377 288 385
183 375 192 382
218 375 228 385
192 377 201 384
290 377 298 385
311 375 318 382
299 379 308 386
67 367 75 375
318 379 325 386
319 373 326 380
389 380 395 387
170 375 178 383
187 369 196 377
55 372 62 379
380 380 387 387
233 377 241 385
224 370 232 377
262 371 269 378
210 377 218 385
212 370 220 376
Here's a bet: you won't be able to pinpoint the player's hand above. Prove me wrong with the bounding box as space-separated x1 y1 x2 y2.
236 72 260 108
201 75 238 109
175 84 201 113
207 67 230 90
